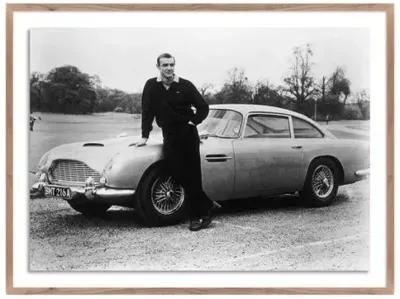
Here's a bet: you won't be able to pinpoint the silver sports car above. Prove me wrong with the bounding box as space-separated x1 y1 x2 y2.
31 104 369 226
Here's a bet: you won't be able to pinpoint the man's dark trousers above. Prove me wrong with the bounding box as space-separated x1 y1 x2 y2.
162 124 213 219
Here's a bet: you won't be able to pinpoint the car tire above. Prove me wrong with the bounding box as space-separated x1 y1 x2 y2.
136 165 187 226
68 200 110 217
301 158 339 207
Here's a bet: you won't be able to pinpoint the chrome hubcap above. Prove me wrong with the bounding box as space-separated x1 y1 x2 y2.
151 176 185 215
311 165 334 199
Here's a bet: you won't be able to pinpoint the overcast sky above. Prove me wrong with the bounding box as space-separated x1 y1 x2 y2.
30 28 369 94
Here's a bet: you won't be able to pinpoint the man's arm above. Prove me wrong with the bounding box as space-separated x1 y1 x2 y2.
187 81 209 125
138 80 154 146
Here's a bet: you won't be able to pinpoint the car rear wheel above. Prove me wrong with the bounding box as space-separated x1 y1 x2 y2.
136 165 187 226
301 158 339 207
68 200 110 217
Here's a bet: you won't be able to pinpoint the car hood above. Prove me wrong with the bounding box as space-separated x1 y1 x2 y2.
42 134 163 173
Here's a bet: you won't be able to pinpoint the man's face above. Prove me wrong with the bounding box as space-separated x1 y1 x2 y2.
157 57 175 80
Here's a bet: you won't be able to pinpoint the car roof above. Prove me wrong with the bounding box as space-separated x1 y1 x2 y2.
209 104 335 138
210 104 309 120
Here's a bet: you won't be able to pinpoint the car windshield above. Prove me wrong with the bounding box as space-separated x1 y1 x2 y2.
197 109 242 138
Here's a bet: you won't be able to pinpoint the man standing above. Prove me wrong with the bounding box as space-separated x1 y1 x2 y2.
137 53 219 231
30 114 37 131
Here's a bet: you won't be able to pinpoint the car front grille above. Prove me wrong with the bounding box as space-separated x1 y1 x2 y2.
49 159 101 186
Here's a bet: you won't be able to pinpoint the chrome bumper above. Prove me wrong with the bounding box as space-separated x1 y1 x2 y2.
355 168 370 177
30 182 135 201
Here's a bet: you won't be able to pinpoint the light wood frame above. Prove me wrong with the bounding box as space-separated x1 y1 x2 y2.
5 3 394 295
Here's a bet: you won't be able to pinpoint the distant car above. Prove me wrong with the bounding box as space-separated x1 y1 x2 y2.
31 104 369 226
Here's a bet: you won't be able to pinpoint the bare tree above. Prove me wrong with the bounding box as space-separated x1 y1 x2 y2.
215 67 253 104
227 67 248 87
283 44 318 108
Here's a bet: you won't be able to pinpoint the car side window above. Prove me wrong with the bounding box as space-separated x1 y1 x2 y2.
244 114 290 138
293 117 324 138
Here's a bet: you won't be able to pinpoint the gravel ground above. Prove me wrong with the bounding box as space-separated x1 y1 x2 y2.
29 180 369 272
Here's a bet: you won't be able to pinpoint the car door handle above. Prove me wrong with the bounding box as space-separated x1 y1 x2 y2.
291 145 303 149
205 154 233 162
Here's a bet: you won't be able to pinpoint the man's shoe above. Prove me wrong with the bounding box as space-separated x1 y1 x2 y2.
201 201 221 229
189 218 202 231
200 214 213 229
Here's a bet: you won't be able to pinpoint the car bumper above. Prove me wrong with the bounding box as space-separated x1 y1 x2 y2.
30 182 135 203
355 168 370 177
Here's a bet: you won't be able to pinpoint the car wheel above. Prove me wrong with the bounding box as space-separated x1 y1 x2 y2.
301 158 339 207
136 165 187 226
68 200 110 217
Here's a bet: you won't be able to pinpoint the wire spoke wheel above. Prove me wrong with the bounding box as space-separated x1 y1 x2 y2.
311 165 334 199
150 175 185 215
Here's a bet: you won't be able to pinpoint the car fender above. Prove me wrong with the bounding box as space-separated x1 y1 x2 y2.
300 139 369 185
103 143 163 189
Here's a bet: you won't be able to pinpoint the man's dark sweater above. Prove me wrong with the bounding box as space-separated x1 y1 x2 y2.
141 77 209 139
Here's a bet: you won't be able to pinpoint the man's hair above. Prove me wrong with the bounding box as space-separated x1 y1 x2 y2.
157 53 175 66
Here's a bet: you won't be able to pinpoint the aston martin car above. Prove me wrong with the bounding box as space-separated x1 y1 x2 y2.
30 104 370 226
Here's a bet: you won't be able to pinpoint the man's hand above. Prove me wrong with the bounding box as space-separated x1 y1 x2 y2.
188 121 196 126
136 137 148 147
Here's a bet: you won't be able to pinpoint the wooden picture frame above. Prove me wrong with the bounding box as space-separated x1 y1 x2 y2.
6 3 394 295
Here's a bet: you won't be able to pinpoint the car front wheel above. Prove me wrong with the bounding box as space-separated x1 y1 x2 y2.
301 158 339 207
136 165 187 226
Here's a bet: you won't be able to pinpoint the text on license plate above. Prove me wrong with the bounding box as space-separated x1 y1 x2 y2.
44 186 72 200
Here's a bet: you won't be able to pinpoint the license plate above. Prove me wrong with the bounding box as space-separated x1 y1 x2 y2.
44 186 72 200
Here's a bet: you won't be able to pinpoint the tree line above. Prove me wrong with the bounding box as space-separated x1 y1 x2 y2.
30 44 369 120
30 65 141 115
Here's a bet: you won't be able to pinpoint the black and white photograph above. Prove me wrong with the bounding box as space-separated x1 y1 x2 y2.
28 26 370 272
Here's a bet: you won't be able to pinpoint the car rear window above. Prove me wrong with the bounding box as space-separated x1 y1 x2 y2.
293 117 324 138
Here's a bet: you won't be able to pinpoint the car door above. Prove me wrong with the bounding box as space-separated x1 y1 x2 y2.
200 137 235 201
233 113 304 198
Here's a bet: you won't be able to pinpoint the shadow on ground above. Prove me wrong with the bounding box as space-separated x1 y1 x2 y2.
31 191 351 236
214 192 350 216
